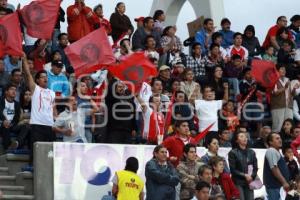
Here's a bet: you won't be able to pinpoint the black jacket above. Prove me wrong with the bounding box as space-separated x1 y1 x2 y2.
0 97 20 127
109 12 134 42
228 147 258 186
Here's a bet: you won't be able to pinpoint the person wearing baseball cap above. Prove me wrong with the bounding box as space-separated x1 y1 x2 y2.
134 16 144 29
47 60 70 97
158 65 172 93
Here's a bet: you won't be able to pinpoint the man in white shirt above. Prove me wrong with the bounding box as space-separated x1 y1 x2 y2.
195 84 228 145
22 57 56 163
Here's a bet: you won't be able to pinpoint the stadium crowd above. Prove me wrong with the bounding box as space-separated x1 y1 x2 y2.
1 0 300 199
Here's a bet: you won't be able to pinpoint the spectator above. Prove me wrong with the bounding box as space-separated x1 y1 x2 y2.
211 32 228 59
227 32 249 66
163 120 197 167
210 156 240 200
0 6 11 18
132 16 161 51
218 130 232 148
157 65 172 94
285 175 300 200
93 4 112 35
219 18 235 49
207 66 227 100
74 79 99 142
177 143 203 200
44 50 65 72
219 100 239 133
0 84 20 150
170 78 181 94
172 91 196 134
253 126 271 149
180 68 202 103
145 145 180 200
263 132 290 200
67 0 97 43
191 181 211 200
195 18 215 55
153 10 165 35
239 67 264 136
150 78 170 114
51 4 65 51
262 16 292 51
160 26 183 53
112 157 144 200
29 39 50 72
242 25 261 58
277 40 295 65
115 38 133 62
270 65 297 132
197 165 223 198
289 15 300 49
262 46 277 63
276 27 294 49
171 61 185 82
22 57 56 163
200 137 230 173
282 144 299 182
47 60 70 97
0 58 9 99
224 54 243 99
0 0 14 12
105 79 137 144
53 96 89 143
144 35 160 60
185 42 207 83
134 17 144 29
10 68 25 101
136 94 164 144
228 131 258 200
9 89 32 149
195 84 228 141
280 118 294 144
110 2 134 42
52 33 71 69
206 44 225 76
4 55 21 73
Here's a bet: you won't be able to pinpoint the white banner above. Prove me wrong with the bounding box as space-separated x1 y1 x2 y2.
53 143 271 200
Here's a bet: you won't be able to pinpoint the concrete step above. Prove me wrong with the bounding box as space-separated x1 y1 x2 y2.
0 175 16 186
1 194 34 200
0 167 9 175
0 185 25 195
16 172 33 195
5 154 30 175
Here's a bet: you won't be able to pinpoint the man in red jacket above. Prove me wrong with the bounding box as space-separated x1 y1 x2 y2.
67 0 98 43
163 120 197 167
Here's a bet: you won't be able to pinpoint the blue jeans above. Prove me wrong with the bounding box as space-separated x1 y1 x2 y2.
227 78 240 100
266 188 280 200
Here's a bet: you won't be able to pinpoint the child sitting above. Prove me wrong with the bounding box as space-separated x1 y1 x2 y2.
262 46 277 63
283 144 299 182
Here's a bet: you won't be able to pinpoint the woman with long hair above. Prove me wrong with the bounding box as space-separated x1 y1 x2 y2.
228 131 258 200
280 118 295 144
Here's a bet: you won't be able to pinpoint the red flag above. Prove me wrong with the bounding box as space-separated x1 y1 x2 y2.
251 59 280 89
65 27 115 77
164 93 175 133
193 123 215 143
108 52 157 92
0 12 23 57
19 0 60 39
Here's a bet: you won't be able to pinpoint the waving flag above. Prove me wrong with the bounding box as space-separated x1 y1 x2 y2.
251 59 279 89
0 12 23 57
193 123 215 143
108 52 157 93
65 27 115 77
20 0 61 39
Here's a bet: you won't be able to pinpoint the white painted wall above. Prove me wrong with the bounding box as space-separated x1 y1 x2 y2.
9 0 300 44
